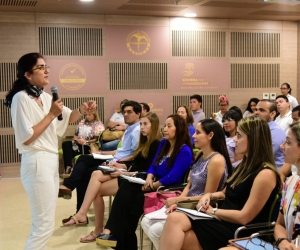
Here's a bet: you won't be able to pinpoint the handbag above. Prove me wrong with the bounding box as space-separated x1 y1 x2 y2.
177 198 225 210
101 128 124 142
89 143 99 153
144 190 182 214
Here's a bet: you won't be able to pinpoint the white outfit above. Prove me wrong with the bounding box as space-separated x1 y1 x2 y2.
243 110 253 118
275 111 293 133
141 216 165 250
11 91 71 250
110 112 124 123
287 94 298 110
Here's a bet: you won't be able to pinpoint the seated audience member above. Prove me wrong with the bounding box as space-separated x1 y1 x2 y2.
176 105 195 144
159 116 282 250
62 110 105 174
140 102 150 114
275 95 293 132
58 101 141 212
212 95 229 125
292 105 300 123
273 122 300 249
229 106 243 118
96 114 193 250
280 82 299 110
243 98 259 118
62 112 161 243
255 100 286 171
101 99 128 151
190 94 205 128
222 110 243 167
141 119 233 250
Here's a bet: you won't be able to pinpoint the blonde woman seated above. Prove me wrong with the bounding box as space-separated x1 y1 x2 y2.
62 112 161 243
160 116 282 250
62 111 104 174
176 105 195 145
141 119 233 250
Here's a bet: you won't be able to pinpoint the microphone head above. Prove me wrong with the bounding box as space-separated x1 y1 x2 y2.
50 86 58 93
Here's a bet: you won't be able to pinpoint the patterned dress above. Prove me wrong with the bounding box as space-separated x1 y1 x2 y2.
280 174 300 240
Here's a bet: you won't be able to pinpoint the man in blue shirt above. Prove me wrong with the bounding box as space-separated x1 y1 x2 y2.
255 99 290 181
58 101 141 206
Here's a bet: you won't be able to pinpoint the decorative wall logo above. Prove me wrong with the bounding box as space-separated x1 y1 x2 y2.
183 63 194 77
126 30 151 55
148 103 163 116
59 63 86 90
181 63 212 90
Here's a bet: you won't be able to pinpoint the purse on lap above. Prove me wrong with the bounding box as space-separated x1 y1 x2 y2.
101 128 124 142
177 198 224 210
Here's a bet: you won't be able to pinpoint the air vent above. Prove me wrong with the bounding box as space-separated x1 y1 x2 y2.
172 31 226 57
172 95 220 120
0 135 21 164
39 27 103 56
231 63 280 88
118 4 187 11
0 0 37 6
231 32 280 57
0 62 17 92
109 62 168 90
127 0 204 5
61 96 105 124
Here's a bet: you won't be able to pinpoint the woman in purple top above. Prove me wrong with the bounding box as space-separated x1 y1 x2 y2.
96 114 193 250
141 119 233 249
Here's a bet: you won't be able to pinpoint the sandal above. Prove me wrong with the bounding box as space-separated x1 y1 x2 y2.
96 233 117 247
80 231 97 243
61 215 88 227
62 215 89 224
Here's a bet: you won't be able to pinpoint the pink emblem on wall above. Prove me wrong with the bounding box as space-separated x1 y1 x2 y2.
106 26 169 60
170 60 229 92
44 59 106 95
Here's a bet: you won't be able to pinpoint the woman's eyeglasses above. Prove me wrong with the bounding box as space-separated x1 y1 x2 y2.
31 65 50 72
222 117 234 123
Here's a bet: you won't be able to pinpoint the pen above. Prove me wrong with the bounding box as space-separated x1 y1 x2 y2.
197 206 202 212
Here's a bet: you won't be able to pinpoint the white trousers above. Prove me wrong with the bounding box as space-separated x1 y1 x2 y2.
141 217 166 250
21 151 59 250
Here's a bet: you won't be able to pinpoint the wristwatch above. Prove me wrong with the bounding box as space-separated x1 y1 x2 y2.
211 208 218 215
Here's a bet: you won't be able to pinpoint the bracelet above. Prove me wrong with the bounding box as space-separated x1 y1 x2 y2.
275 238 289 247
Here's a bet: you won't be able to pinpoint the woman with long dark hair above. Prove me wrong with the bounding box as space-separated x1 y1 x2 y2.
4 53 96 250
243 98 259 118
176 105 195 144
96 114 194 250
280 83 298 110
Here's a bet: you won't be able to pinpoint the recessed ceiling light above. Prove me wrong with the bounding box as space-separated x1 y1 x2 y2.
184 13 197 17
80 0 94 2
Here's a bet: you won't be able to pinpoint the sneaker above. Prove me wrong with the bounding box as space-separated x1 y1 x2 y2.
96 233 117 247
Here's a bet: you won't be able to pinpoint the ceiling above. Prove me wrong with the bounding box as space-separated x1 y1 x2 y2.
1 0 300 21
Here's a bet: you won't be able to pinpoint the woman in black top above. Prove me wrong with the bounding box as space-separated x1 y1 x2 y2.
160 116 282 250
62 112 161 243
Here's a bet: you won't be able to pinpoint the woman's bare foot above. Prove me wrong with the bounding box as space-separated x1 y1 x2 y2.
80 231 99 243
62 215 88 226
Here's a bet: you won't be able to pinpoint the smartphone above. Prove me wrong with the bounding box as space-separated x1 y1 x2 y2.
228 237 278 250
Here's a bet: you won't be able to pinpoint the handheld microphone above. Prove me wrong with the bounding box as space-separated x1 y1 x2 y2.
50 86 63 121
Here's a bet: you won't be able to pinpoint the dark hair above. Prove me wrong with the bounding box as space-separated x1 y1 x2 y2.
190 94 202 103
121 100 142 117
154 114 193 168
4 53 44 108
229 106 243 118
140 102 150 112
176 105 194 126
292 105 300 117
282 83 292 94
223 110 242 137
194 119 233 176
276 95 289 103
245 98 259 113
260 99 277 113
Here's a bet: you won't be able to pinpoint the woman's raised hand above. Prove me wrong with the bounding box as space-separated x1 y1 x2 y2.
49 98 63 119
79 100 97 114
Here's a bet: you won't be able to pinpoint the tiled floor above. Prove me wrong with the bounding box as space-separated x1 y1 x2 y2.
0 177 152 250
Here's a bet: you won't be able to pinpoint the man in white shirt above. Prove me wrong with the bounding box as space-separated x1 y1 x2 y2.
275 95 293 133
190 94 205 128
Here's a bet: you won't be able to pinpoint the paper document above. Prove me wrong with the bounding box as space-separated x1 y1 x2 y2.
145 206 168 221
92 153 114 160
176 207 214 220
120 174 146 185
